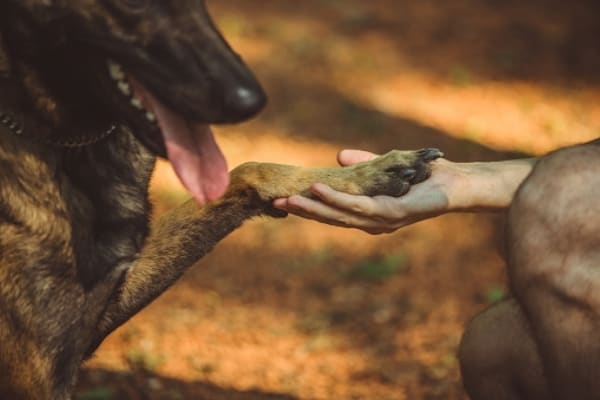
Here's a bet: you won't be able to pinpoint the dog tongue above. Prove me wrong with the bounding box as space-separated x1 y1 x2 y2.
156 110 229 204
129 79 229 204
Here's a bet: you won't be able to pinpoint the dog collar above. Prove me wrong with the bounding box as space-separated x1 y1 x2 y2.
0 108 117 148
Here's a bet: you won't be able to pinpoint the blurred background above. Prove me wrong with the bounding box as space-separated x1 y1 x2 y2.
77 1 600 399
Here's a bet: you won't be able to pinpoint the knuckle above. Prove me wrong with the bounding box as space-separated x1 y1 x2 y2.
349 199 376 217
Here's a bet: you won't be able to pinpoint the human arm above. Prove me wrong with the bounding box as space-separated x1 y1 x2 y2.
273 150 537 234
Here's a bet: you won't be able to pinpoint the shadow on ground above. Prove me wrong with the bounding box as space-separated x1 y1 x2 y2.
78 368 297 400
251 69 527 161
213 0 600 86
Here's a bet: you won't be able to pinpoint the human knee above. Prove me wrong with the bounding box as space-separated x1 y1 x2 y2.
460 301 549 400
511 144 600 234
459 303 516 400
508 145 600 292
459 302 512 377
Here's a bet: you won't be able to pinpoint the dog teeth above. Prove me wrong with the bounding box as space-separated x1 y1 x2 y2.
145 112 156 122
106 59 154 119
107 60 125 81
131 98 143 109
117 81 131 96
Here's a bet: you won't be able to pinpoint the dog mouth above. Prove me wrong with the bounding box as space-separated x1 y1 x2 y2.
107 60 229 204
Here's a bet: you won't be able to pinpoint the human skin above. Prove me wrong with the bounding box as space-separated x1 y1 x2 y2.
273 149 537 234
276 143 600 400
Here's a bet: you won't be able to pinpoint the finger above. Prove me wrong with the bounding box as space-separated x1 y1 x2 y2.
337 149 378 167
284 195 388 231
285 195 355 222
310 183 380 216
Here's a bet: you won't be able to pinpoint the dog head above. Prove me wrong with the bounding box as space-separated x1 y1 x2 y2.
0 0 267 203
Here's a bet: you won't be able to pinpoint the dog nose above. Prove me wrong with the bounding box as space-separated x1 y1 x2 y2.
223 85 267 121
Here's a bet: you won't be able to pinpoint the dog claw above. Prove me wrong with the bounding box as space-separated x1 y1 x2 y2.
417 148 444 162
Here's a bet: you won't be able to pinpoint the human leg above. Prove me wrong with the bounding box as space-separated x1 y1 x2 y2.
508 142 600 399
459 298 550 400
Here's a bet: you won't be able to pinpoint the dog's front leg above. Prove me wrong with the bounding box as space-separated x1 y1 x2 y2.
93 148 441 349
93 190 271 347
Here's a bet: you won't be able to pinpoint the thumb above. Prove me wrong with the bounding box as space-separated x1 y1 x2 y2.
337 149 378 166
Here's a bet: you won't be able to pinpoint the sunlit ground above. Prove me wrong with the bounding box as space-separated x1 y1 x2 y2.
78 1 600 399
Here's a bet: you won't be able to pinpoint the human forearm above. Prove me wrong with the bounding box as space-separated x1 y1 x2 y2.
450 158 537 212
274 152 538 234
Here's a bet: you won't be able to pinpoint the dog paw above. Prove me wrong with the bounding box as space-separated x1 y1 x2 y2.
336 148 444 197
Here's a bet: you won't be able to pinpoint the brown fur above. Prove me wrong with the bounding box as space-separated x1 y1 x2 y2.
0 1 440 398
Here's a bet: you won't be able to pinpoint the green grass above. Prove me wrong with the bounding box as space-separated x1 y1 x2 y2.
448 64 473 87
484 286 506 304
126 348 165 372
77 387 113 400
346 254 408 281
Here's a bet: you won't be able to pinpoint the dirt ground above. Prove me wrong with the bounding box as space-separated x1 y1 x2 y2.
76 1 600 399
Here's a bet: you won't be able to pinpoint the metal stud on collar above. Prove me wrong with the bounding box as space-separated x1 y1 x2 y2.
54 123 118 148
0 108 117 147
0 110 22 135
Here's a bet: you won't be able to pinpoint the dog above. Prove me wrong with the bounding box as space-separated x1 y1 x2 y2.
0 1 441 398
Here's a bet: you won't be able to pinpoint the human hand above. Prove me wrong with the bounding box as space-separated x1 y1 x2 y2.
273 150 465 234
